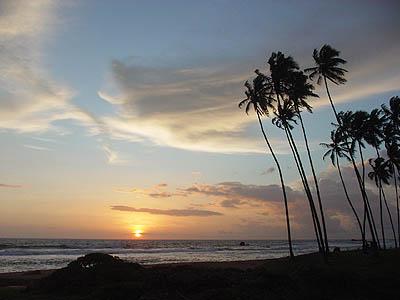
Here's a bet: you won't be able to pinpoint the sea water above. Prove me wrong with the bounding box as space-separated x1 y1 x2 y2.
0 239 368 273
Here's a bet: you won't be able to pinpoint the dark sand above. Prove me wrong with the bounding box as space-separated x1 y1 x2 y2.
1 249 399 299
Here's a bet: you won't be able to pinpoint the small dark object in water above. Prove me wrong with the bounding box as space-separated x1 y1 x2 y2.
239 242 249 246
333 247 341 253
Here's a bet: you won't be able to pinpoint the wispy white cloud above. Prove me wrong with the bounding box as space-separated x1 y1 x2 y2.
0 0 94 134
102 144 129 165
98 62 289 154
23 144 52 151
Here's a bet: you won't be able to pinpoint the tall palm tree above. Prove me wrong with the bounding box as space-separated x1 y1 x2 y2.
238 72 294 258
335 112 379 248
338 110 379 246
305 44 347 249
320 130 364 242
305 44 347 122
364 109 386 158
382 96 400 243
272 100 325 253
380 161 398 248
269 52 327 254
287 70 330 253
368 157 398 249
369 158 387 249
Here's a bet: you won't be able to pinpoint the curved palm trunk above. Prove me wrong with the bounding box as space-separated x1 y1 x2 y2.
381 186 398 248
349 155 380 248
359 143 367 248
323 75 380 248
298 111 329 253
394 167 400 247
256 111 294 258
285 128 322 251
359 143 380 248
284 127 325 253
378 182 386 249
336 157 365 243
324 76 339 121
323 76 377 248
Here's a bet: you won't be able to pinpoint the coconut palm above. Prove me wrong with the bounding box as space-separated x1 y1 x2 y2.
320 130 364 242
305 44 347 122
382 96 400 130
364 109 386 157
269 52 327 253
272 100 325 253
382 97 400 243
334 111 379 247
380 160 398 248
268 51 299 104
338 110 378 245
369 158 387 249
238 72 294 258
368 157 397 249
287 70 330 253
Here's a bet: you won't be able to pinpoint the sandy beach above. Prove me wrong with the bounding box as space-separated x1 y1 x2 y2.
1 249 399 299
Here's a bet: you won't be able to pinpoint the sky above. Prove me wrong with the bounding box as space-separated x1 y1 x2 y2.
0 0 399 240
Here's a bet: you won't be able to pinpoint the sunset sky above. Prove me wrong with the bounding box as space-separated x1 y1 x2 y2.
1 0 399 240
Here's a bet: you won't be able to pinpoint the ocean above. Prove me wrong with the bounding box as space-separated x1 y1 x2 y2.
0 239 365 273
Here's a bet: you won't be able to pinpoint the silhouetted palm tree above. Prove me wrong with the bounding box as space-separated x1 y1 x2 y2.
380 162 398 249
238 72 294 258
268 51 299 105
368 157 397 249
305 44 347 122
272 100 325 253
335 111 379 248
382 96 400 243
269 52 326 254
339 110 379 246
287 70 330 253
364 109 386 157
321 130 364 242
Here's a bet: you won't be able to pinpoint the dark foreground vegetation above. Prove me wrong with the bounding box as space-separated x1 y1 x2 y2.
1 251 400 300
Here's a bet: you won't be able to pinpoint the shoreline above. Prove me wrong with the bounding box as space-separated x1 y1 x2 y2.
1 249 399 299
0 256 283 283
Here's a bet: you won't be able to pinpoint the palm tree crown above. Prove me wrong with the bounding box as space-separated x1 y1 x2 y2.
238 72 274 116
368 157 391 186
287 71 318 113
305 44 347 85
321 130 352 166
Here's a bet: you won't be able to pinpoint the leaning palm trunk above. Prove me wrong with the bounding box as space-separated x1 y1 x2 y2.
256 111 294 258
378 183 386 249
336 156 364 243
285 129 323 251
297 110 329 253
394 167 400 247
381 186 398 248
358 142 368 248
324 76 340 121
322 75 378 247
349 155 380 248
285 129 322 251
358 143 380 248
284 126 326 253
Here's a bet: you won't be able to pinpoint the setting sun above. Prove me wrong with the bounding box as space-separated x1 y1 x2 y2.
134 229 143 238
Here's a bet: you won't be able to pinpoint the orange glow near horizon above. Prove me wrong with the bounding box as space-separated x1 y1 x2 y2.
132 226 144 238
